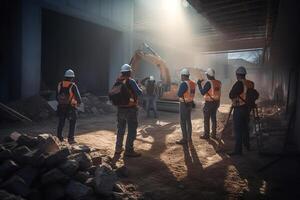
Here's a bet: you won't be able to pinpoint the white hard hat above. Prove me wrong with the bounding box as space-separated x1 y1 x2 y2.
236 66 247 75
180 68 190 76
205 68 215 77
149 76 155 81
64 69 75 78
120 64 132 72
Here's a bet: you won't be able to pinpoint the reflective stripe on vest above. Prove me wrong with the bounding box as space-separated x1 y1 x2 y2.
179 80 196 103
204 80 222 102
232 79 253 107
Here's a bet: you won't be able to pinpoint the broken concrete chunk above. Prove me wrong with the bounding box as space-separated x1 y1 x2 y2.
71 144 91 154
37 134 60 154
59 159 79 176
41 168 69 185
1 175 30 197
0 160 19 179
74 171 91 184
0 149 12 160
15 166 38 187
17 134 38 148
94 163 118 195
43 183 65 200
9 132 22 142
45 148 70 167
69 153 93 171
0 189 26 200
65 180 92 200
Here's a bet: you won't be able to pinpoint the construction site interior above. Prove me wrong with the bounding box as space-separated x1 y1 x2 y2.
0 0 300 200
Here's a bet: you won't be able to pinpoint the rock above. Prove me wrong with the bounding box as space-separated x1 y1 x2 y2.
37 134 60 154
87 165 97 176
1 175 30 197
125 184 136 192
9 132 22 141
65 180 92 200
113 192 128 200
102 155 113 167
115 166 129 178
90 152 102 166
15 166 38 186
74 171 91 183
113 182 127 193
94 163 118 195
43 184 65 200
1 142 18 150
85 177 95 188
17 134 38 148
59 159 79 176
12 145 31 155
0 189 26 200
41 168 69 185
69 153 93 171
0 149 12 160
71 144 91 154
22 149 46 167
0 160 19 178
45 148 70 167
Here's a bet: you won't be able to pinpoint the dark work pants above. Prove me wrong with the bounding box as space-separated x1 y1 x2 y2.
203 101 219 136
57 106 77 141
233 105 250 153
180 102 193 141
146 95 158 117
116 107 138 152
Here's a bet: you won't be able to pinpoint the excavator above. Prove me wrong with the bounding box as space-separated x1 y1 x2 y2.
129 43 205 112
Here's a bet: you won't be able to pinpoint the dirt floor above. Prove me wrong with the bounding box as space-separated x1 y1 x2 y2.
1 104 300 200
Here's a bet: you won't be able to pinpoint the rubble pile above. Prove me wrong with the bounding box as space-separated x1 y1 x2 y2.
0 132 140 200
9 96 56 120
80 93 116 115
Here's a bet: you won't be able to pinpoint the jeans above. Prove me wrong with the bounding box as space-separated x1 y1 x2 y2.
203 101 219 136
116 107 138 152
233 105 250 153
180 102 193 141
57 105 77 141
146 95 158 117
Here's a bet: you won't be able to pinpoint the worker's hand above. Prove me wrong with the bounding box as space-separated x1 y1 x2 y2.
197 79 204 85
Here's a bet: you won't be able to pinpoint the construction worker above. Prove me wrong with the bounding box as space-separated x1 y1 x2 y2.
56 69 82 144
114 64 143 157
228 66 254 155
176 68 196 145
142 76 159 118
197 68 221 139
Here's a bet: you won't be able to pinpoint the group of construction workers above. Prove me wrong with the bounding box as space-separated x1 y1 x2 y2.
55 64 256 157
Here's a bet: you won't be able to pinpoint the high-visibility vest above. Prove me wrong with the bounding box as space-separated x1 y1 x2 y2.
232 79 254 107
121 78 138 107
179 80 196 103
204 79 222 102
57 81 78 107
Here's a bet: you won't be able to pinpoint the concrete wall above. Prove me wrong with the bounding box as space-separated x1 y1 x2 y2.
18 0 134 98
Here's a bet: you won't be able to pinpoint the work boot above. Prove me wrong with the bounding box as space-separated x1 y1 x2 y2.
200 134 209 140
124 150 141 157
68 139 77 144
176 139 187 145
114 147 124 155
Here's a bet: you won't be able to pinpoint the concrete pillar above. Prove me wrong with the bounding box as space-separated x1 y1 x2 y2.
21 0 41 98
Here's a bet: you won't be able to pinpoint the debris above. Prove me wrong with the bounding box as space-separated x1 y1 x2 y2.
94 163 118 195
65 180 92 200
59 159 79 176
41 168 69 185
1 175 30 197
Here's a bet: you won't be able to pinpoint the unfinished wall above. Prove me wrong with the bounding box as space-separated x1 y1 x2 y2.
1 0 134 100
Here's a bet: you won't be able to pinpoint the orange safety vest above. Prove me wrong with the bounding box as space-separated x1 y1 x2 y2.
179 80 196 103
232 79 254 107
57 81 78 107
204 80 222 102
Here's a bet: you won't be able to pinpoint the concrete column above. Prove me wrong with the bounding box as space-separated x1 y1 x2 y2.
21 0 41 98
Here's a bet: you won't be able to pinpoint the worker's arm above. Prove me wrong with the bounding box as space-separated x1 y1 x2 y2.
72 84 82 104
129 79 143 96
197 81 211 95
177 82 188 97
229 81 243 99
141 77 149 86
